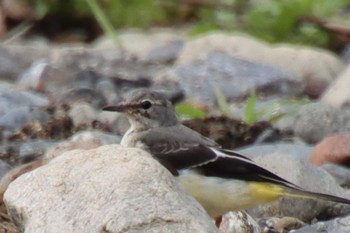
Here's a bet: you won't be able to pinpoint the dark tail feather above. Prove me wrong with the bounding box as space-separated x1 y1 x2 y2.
284 186 350 205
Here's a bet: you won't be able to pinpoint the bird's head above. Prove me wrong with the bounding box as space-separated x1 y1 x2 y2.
103 89 179 129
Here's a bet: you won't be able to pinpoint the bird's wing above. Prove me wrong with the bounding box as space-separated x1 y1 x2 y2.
199 147 299 189
145 134 299 189
141 125 299 189
146 140 218 176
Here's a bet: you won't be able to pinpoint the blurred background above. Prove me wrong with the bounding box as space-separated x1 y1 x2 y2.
1 0 349 52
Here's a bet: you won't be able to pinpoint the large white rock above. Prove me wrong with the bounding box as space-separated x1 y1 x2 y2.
4 145 218 233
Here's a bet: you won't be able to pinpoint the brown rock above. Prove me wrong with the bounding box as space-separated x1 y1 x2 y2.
310 134 350 166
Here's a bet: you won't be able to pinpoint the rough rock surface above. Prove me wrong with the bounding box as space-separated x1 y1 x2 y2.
293 103 350 143
219 211 260 233
293 215 350 233
4 145 218 233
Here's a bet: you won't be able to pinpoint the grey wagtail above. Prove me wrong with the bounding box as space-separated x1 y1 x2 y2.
103 89 350 218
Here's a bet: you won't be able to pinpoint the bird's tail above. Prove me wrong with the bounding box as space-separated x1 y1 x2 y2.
248 182 350 205
283 186 350 205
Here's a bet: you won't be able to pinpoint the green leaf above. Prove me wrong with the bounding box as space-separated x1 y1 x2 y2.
175 102 207 119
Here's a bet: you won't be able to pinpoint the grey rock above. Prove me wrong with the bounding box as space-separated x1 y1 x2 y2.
58 87 106 108
293 215 350 233
73 69 103 89
293 103 350 143
44 130 121 160
96 79 121 105
238 143 350 221
118 29 185 61
322 163 350 188
160 51 304 104
238 142 313 160
219 211 260 233
342 44 350 62
68 103 97 127
17 59 58 91
0 160 11 179
4 145 218 233
0 106 50 132
4 44 50 70
18 140 57 163
177 33 344 98
0 82 49 116
0 46 20 79
146 39 184 63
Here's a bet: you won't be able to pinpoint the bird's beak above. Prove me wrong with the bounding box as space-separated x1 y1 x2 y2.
102 103 138 112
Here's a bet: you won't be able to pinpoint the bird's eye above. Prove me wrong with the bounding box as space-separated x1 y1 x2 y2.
140 100 152 110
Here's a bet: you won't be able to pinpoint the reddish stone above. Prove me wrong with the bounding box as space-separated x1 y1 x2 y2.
310 134 350 166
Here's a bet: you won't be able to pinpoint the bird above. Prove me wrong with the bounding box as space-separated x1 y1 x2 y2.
103 89 350 218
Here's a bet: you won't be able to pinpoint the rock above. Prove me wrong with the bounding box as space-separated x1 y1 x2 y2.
0 106 49 133
146 39 184 63
342 44 350 62
58 87 106 109
17 59 64 92
4 43 50 70
293 103 350 143
0 46 20 79
95 79 121 106
260 216 305 232
113 29 185 61
18 140 56 163
322 163 350 188
321 65 350 108
238 143 350 221
177 32 344 97
45 130 121 160
310 134 350 166
159 51 303 104
219 211 260 233
0 82 50 116
73 69 103 89
0 140 55 165
4 145 218 233
0 160 11 179
68 103 97 127
238 142 313 160
293 215 350 233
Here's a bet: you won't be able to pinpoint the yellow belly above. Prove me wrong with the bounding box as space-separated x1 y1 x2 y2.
179 171 283 218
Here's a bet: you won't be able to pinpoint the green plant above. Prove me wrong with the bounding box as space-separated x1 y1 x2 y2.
85 0 121 45
243 90 257 124
244 0 345 46
212 84 233 118
189 0 348 47
31 0 165 28
175 102 207 119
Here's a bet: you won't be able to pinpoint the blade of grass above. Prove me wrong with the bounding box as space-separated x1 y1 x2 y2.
244 90 257 124
85 0 121 46
212 83 233 117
